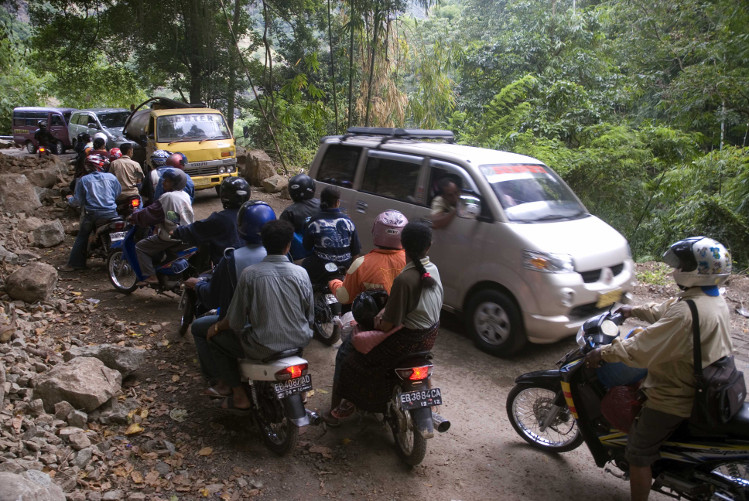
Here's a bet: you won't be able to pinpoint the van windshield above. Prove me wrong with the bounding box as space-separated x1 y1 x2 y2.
156 113 231 142
480 164 588 223
99 111 130 128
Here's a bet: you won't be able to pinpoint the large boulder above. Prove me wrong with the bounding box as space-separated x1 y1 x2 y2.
241 149 277 186
64 344 146 377
262 174 288 194
0 470 65 501
0 174 42 213
34 357 122 413
18 216 45 233
5 262 58 303
26 165 65 189
32 220 65 248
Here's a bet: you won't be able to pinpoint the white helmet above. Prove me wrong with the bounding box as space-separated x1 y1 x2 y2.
93 132 108 143
663 236 732 287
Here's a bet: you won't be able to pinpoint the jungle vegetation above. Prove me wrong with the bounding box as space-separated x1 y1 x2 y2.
1 0 747 269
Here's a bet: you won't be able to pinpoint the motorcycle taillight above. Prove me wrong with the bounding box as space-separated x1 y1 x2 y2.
275 363 308 381
112 221 126 230
395 365 433 381
131 198 141 208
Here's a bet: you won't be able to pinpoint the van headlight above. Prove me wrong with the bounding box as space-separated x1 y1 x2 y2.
523 250 574 273
226 165 235 173
218 166 226 174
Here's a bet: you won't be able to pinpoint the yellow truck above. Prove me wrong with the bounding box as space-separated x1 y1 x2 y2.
124 97 237 194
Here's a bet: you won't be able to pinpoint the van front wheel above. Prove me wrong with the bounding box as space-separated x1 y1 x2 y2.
465 289 526 357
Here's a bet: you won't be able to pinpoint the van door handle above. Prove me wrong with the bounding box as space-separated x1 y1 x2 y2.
356 200 368 213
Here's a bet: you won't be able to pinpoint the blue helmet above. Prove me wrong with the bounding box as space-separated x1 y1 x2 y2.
237 200 276 245
151 149 170 167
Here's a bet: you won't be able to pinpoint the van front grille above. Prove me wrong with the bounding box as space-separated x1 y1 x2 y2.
579 263 624 283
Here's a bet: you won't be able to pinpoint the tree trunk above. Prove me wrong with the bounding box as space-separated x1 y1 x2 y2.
347 0 355 128
364 8 381 128
327 0 339 133
227 0 242 131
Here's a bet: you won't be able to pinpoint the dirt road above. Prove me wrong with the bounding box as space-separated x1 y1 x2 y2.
16 153 749 500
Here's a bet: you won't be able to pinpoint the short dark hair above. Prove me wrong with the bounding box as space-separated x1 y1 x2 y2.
437 176 459 193
261 219 294 255
120 143 133 155
93 138 106 149
320 186 341 209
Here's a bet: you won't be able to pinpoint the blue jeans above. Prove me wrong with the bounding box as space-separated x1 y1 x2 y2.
67 213 97 269
191 315 220 384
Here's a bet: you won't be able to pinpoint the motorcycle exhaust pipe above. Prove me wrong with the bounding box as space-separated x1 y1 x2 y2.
432 413 450 433
306 409 322 426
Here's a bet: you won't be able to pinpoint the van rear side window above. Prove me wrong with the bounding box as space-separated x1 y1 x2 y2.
317 145 361 187
361 155 421 203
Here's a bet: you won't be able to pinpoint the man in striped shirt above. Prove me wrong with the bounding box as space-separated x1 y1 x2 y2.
206 219 314 411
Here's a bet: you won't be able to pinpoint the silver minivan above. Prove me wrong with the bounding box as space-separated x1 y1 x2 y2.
67 108 132 149
308 128 635 356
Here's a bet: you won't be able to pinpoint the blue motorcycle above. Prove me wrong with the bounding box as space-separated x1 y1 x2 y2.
107 225 197 294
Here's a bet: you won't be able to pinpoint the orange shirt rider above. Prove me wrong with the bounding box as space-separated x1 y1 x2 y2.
328 248 406 304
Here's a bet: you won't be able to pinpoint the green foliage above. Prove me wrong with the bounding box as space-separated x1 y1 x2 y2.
636 262 673 286
0 9 49 134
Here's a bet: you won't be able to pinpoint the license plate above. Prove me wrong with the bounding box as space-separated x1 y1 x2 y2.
192 177 211 187
399 387 442 411
273 374 312 399
596 289 622 308
325 293 337 305
110 231 126 242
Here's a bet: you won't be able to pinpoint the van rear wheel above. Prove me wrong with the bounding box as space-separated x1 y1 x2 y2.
465 289 526 357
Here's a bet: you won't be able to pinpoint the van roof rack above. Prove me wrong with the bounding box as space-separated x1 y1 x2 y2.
343 127 454 144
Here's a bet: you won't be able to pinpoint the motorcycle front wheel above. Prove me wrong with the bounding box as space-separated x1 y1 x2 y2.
108 250 138 294
506 383 583 453
389 390 427 466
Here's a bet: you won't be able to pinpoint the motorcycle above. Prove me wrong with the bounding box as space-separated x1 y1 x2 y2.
238 348 320 455
87 215 128 261
37 145 51 158
116 195 142 218
107 225 197 294
384 351 449 466
312 262 344 345
506 309 749 500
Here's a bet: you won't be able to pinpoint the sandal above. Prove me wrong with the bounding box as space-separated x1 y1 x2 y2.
219 395 251 415
202 387 231 399
332 399 356 419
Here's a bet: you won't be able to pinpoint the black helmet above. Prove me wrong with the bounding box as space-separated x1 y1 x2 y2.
288 174 315 202
37 120 46 128
237 200 276 244
219 177 251 209
352 290 389 331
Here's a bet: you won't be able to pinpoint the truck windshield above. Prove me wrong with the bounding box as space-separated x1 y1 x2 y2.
156 113 231 142
480 164 588 223
99 111 130 128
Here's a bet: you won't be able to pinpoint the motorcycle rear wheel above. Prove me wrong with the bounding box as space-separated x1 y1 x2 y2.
178 289 196 337
313 295 341 345
108 250 138 294
705 461 749 500
506 383 583 453
258 413 299 456
390 390 427 466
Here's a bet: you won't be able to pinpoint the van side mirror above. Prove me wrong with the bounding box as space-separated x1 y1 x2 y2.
457 194 481 220
88 121 99 129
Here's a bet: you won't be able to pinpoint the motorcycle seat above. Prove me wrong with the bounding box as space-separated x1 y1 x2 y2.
686 402 749 440
262 348 303 363
160 245 198 264
95 216 123 227
394 351 433 366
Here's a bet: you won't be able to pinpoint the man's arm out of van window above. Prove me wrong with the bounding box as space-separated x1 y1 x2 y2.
430 211 456 229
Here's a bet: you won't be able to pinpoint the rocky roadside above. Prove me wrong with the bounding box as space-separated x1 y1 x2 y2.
0 150 296 500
